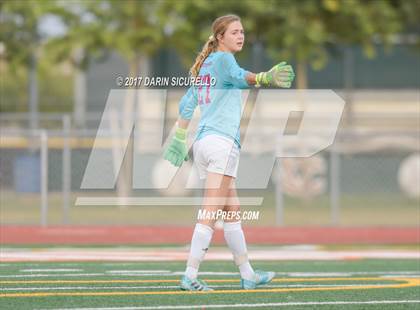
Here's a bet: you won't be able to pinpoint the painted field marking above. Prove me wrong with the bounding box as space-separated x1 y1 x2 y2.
1 270 419 279
0 276 396 284
36 300 420 310
2 249 419 262
0 273 104 278
3 272 420 278
107 270 170 274
0 283 402 291
20 269 83 273
0 277 418 298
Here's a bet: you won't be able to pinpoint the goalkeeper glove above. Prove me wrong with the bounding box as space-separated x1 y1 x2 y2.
164 127 189 167
255 61 295 88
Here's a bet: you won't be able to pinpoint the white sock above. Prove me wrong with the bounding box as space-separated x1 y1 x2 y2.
223 221 255 281
185 223 213 279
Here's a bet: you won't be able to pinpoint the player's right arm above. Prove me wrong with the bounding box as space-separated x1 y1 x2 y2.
179 86 198 121
164 86 198 167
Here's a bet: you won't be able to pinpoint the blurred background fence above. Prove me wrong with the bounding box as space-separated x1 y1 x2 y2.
0 0 419 229
1 89 418 227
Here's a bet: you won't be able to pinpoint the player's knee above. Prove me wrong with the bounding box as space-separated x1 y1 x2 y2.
197 218 216 229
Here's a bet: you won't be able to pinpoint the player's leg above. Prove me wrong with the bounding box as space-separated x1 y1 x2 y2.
223 182 275 289
222 182 255 281
181 172 232 291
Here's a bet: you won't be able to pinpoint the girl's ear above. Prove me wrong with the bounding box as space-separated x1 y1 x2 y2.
217 33 223 43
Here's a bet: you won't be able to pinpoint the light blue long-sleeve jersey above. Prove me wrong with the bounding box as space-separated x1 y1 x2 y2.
179 51 250 148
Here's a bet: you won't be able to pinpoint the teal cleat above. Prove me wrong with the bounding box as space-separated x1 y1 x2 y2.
240 270 276 289
180 275 213 291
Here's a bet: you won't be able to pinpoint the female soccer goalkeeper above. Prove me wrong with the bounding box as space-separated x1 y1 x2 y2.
164 14 294 291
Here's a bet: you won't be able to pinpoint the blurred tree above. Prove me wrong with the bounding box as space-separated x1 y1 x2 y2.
0 0 58 128
392 0 420 50
162 0 419 86
262 0 400 89
100 0 166 78
163 0 259 71
82 0 169 200
45 1 110 127
258 0 418 127
321 0 404 122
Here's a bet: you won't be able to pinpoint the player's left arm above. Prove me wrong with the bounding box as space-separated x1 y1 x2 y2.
222 53 294 88
245 72 257 86
221 53 251 89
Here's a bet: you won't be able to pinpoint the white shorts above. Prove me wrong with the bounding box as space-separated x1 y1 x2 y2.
193 134 240 180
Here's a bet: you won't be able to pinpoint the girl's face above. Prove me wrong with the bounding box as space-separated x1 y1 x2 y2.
217 21 244 53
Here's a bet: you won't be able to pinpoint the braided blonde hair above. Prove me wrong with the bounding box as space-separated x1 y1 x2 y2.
190 14 241 77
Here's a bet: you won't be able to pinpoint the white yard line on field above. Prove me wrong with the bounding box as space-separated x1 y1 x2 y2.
20 269 83 273
1 271 419 279
1 248 419 262
0 273 104 278
38 300 420 310
1 283 399 291
0 271 419 279
285 271 420 277
106 270 170 274
381 274 420 278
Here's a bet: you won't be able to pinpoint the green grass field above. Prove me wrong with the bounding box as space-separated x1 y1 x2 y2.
1 258 419 309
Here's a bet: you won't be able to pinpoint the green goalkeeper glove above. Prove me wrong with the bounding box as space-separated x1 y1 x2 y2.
255 61 295 88
164 127 189 167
